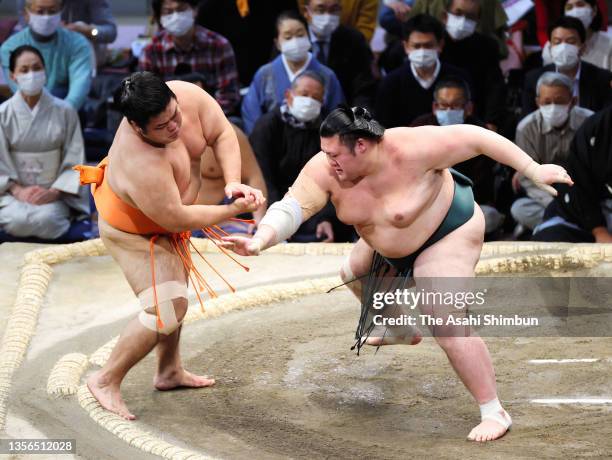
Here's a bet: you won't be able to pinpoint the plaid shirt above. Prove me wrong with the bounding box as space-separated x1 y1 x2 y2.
138 26 240 115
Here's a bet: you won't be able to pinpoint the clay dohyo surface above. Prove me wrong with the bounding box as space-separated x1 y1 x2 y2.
2 242 612 459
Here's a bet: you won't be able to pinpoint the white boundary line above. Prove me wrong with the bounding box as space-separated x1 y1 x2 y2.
528 359 601 364
532 398 612 405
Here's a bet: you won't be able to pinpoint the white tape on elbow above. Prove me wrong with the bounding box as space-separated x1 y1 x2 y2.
259 196 303 243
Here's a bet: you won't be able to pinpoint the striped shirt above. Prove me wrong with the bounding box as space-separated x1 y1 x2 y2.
138 26 240 115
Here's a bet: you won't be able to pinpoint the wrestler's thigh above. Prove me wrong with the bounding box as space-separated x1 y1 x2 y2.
99 219 188 295
413 203 485 278
348 238 375 276
412 205 485 336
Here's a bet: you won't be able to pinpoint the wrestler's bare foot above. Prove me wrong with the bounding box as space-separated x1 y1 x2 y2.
86 371 135 420
154 368 216 391
365 331 423 346
467 410 512 442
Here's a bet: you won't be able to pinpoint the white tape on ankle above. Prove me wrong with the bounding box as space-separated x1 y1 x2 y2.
479 397 503 420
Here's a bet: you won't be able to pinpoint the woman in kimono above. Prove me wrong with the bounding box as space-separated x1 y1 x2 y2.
0 45 89 240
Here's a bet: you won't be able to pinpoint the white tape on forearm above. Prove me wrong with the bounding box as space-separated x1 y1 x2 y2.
259 196 303 243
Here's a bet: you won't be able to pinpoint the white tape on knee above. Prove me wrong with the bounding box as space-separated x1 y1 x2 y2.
138 281 188 335
139 300 181 335
340 255 355 283
259 196 303 243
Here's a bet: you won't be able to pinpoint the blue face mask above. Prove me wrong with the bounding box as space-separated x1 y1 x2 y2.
435 109 465 126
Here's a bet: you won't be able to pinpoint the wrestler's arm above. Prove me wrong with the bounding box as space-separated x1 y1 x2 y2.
126 155 255 232
198 91 264 204
224 153 332 255
415 125 574 194
199 94 240 184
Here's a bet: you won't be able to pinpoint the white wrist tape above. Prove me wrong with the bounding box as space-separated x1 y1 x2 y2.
259 196 303 244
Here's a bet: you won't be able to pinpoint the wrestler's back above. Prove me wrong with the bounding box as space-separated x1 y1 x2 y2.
106 81 209 209
326 129 457 258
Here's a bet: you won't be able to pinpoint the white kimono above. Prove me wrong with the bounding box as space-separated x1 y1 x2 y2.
0 89 88 239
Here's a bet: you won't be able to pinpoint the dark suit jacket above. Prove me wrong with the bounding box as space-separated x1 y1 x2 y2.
197 0 299 86
522 61 612 118
324 25 378 109
441 31 506 127
375 60 472 128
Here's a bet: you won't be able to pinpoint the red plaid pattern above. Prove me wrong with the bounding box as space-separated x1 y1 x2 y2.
138 26 240 115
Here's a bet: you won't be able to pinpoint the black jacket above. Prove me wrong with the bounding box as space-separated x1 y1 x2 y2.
522 62 612 118
375 60 472 128
440 31 506 127
197 0 299 86
323 25 378 109
549 106 612 232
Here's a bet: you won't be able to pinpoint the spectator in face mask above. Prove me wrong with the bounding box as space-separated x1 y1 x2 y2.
541 0 612 72
410 77 503 234
303 0 377 109
241 10 344 135
300 0 379 42
195 1 300 88
0 45 89 241
0 0 93 110
522 16 612 118
512 72 593 231
375 14 472 128
249 71 351 242
16 0 118 69
138 0 240 116
440 0 506 132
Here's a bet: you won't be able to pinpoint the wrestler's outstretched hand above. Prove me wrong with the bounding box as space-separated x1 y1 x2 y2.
220 236 262 256
523 163 573 196
225 182 266 207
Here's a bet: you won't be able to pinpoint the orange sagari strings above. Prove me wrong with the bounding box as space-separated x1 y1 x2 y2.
75 160 251 329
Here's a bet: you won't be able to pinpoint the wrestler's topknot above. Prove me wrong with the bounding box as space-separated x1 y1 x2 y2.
320 105 385 151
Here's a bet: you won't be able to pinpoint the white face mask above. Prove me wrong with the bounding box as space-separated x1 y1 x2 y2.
28 12 62 37
289 95 322 122
408 48 438 69
566 6 594 30
310 13 340 38
446 12 477 40
550 42 580 70
539 103 570 127
16 70 46 96
281 36 311 63
160 10 195 37
435 108 465 125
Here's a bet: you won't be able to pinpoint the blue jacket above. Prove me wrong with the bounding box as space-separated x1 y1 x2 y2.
241 54 345 134
1 27 93 110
